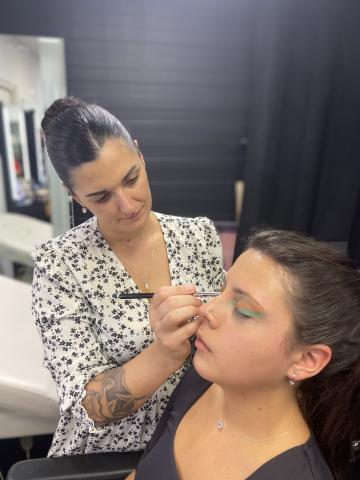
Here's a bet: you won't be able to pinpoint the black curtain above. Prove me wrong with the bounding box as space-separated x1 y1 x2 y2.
235 0 360 258
348 190 360 266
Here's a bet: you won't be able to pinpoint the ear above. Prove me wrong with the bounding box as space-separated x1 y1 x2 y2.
287 344 332 381
62 182 77 202
138 149 145 166
68 190 85 209
133 139 145 164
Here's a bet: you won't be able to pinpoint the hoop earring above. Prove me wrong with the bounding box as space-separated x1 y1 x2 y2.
289 373 296 387
82 207 87 214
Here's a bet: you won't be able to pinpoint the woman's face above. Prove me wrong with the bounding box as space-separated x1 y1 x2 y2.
194 248 297 390
70 138 152 236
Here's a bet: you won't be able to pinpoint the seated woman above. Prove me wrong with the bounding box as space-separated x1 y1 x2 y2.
128 228 360 480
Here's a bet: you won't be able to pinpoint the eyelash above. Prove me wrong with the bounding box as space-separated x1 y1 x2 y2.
96 193 110 203
234 308 253 319
225 298 252 320
126 175 139 186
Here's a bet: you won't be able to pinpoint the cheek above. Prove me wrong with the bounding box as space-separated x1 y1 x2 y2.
219 327 285 367
196 324 291 387
214 331 244 365
140 178 151 198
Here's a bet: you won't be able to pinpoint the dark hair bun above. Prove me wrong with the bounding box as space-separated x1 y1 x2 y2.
41 96 85 134
40 96 133 186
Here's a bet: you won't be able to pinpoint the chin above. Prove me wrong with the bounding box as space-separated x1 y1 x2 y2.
193 353 216 383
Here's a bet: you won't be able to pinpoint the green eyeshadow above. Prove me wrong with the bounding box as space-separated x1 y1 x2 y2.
236 307 263 319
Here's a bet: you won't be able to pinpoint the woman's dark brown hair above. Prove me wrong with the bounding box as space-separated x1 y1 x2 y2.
244 228 360 479
41 96 137 189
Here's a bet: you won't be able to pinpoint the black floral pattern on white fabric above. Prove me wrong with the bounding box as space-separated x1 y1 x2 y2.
32 212 224 456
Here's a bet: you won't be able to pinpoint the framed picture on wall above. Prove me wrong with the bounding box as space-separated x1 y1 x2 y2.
25 109 47 185
0 103 33 205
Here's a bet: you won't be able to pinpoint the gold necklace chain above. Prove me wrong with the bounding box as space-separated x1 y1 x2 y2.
217 408 300 442
119 221 156 292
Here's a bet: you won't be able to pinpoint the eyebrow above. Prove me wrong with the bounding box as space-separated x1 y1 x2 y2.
85 165 139 198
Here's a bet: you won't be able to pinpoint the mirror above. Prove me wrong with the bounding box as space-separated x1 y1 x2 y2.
1 104 32 205
0 34 70 234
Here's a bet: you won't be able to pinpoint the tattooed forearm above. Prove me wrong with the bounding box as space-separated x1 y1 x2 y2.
82 367 148 425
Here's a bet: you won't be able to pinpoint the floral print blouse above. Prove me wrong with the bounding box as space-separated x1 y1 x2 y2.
32 212 224 456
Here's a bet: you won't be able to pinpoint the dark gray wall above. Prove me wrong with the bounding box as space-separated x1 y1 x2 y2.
0 0 252 221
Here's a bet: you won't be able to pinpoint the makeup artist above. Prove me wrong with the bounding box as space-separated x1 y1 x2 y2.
32 97 225 456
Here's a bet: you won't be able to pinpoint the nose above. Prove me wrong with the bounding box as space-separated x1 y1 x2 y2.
198 296 222 329
114 188 135 215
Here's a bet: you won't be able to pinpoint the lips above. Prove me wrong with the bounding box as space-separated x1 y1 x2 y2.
195 334 211 352
122 208 142 221
128 210 140 219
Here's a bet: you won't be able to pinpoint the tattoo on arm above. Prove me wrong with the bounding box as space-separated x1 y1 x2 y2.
82 367 148 425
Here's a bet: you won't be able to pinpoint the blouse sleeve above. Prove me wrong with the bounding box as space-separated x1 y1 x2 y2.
32 245 117 428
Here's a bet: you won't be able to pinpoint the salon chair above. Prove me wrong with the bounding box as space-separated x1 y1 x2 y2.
0 212 52 268
0 274 59 440
6 451 143 480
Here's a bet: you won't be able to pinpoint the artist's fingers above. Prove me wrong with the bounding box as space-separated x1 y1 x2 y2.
150 285 196 310
154 316 203 353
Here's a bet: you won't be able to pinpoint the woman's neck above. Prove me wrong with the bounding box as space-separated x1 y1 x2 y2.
214 383 308 441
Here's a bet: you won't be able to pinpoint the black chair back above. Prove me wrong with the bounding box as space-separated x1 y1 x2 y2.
6 451 143 480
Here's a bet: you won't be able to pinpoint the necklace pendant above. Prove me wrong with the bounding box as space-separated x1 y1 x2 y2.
144 280 150 291
217 419 225 430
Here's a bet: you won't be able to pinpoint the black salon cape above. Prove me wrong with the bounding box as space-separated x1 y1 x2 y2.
134 367 334 479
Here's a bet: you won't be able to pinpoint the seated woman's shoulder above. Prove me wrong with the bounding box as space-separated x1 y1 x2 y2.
294 435 335 480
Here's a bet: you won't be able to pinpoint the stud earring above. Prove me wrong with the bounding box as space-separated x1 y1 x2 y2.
289 373 296 386
82 207 87 214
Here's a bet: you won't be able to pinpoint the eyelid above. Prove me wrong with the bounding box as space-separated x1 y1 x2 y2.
229 297 263 319
235 307 263 319
126 175 139 184
94 171 139 201
127 165 140 178
96 192 110 203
